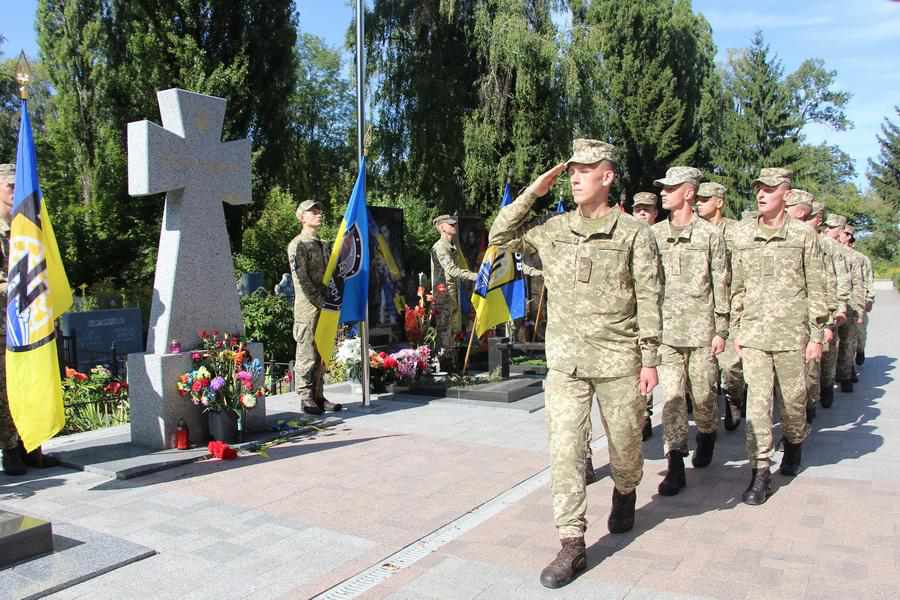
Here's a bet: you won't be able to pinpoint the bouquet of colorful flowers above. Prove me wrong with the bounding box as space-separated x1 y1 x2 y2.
175 330 265 415
403 285 438 346
389 346 432 383
334 336 364 381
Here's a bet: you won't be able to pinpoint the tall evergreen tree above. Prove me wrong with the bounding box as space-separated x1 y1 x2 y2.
569 0 718 204
712 31 803 215
868 106 900 211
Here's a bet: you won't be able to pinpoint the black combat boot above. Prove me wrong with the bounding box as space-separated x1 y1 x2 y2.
856 350 865 365
642 419 653 441
301 397 324 415
585 456 596 485
658 452 686 496
742 468 771 505
692 432 717 468
839 380 853 393
20 442 60 469
608 488 636 533
820 385 834 408
851 371 859 383
780 441 803 476
806 404 816 424
2 444 27 476
320 398 343 412
539 537 586 588
723 393 742 431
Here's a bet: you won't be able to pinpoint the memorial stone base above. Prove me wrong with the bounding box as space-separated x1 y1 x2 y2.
0 510 53 568
127 342 266 450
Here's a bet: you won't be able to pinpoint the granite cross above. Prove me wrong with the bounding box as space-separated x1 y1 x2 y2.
127 89 251 354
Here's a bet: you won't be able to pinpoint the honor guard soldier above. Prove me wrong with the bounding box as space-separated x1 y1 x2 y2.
489 139 662 588
731 168 827 504
430 215 477 371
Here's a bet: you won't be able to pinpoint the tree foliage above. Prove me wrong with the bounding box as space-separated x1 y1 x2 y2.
868 106 900 211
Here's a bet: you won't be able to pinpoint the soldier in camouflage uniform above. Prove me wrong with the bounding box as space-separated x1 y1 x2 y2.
489 139 662 588
651 168 729 496
837 223 867 390
430 215 477 371
849 233 874 366
288 200 342 415
697 182 745 431
1 163 27 476
731 168 827 505
809 203 850 411
631 192 659 442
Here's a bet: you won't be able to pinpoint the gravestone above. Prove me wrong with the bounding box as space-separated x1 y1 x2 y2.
238 272 265 297
59 308 143 373
126 89 265 450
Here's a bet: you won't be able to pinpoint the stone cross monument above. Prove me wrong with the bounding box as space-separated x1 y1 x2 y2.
128 88 250 354
125 89 265 449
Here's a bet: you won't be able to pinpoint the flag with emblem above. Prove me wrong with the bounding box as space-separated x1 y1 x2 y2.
6 98 73 452
469 183 526 337
315 157 369 361
368 209 405 318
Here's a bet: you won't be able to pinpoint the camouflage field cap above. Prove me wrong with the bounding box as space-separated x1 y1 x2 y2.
631 192 658 209
564 138 617 167
751 167 792 188
0 163 14 183
295 199 321 219
785 189 814 208
741 209 759 221
653 166 703 188
697 182 726 198
432 214 458 227
824 213 847 228
811 200 826 216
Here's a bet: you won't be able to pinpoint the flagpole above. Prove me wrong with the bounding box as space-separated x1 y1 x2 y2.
356 0 371 407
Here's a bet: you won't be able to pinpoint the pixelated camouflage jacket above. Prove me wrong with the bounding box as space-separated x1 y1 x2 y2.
430 238 477 306
842 246 868 316
287 229 328 322
489 189 662 378
651 216 729 347
818 234 851 322
730 215 828 351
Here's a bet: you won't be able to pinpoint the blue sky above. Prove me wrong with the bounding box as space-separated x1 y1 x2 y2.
4 0 899 188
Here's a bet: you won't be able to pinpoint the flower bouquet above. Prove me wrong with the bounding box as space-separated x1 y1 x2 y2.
389 345 432 384
175 330 265 442
369 350 399 393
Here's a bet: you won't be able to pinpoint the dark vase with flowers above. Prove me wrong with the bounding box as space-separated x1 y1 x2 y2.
208 409 240 443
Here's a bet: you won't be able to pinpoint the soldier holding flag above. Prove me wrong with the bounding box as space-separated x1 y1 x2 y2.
431 215 477 371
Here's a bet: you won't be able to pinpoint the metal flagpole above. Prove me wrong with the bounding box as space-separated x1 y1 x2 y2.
356 0 371 407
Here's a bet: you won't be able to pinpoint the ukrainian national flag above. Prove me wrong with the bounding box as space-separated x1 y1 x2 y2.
6 99 73 452
315 158 369 361
469 183 526 337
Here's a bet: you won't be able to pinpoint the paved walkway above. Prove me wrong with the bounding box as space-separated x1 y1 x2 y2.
2 286 899 599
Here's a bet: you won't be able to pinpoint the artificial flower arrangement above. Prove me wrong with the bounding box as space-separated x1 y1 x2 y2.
403 284 439 346
175 330 265 415
333 336 432 389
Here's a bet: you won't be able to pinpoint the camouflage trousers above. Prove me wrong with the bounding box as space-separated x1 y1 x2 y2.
658 344 718 456
858 310 869 354
293 318 324 404
806 354 820 409
0 334 18 450
742 347 810 469
545 369 644 538
717 340 744 399
821 336 839 389
837 316 859 382
434 298 462 366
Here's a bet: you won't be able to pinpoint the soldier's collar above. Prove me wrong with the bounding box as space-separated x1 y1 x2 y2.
0 219 9 238
753 214 790 241
299 228 320 241
567 208 618 238
665 217 695 241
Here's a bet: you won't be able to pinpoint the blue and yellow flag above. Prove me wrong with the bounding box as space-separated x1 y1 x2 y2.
367 209 405 317
469 183 526 337
315 158 369 360
6 99 73 452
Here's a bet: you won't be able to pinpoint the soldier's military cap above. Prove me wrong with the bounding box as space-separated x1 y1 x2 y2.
295 199 321 219
631 192 658 209
0 163 14 183
751 167 792 188
564 138 617 167
654 166 703 188
824 213 847 228
811 200 826 216
785 189 814 208
432 214 458 227
697 182 726 198
741 209 759 221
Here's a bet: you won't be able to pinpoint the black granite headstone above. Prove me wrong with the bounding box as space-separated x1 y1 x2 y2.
60 308 144 372
0 510 53 568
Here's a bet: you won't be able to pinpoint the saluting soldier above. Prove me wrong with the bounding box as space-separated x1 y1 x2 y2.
489 139 662 589
730 168 828 505
696 181 745 430
430 215 477 371
651 168 729 496
288 200 343 415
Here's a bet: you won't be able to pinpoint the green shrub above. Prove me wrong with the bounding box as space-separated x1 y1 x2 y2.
61 365 129 434
241 289 295 363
